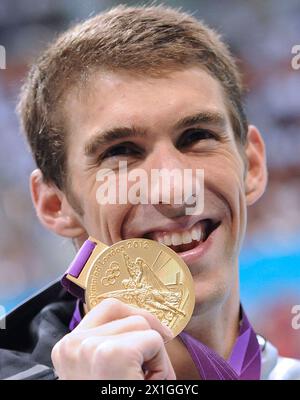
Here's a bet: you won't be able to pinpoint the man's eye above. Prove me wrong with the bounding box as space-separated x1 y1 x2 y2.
177 129 216 148
101 142 142 160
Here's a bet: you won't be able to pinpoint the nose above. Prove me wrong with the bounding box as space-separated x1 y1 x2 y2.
154 202 187 219
148 140 187 171
143 141 197 217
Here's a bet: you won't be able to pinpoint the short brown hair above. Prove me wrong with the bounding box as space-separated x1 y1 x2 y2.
18 4 248 190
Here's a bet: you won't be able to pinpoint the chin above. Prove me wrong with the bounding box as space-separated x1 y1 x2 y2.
191 272 231 315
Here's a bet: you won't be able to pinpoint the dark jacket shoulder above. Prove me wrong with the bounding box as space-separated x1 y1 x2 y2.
0 280 75 380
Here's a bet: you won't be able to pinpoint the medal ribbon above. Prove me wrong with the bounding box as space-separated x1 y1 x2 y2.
179 307 261 380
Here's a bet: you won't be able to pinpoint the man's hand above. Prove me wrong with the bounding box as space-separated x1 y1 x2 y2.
51 298 176 380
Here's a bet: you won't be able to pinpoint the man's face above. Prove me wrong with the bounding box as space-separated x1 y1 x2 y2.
63 67 248 312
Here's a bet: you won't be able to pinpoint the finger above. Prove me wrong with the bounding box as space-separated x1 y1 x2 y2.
53 313 158 377
143 340 176 380
51 338 79 380
78 314 152 337
127 330 172 380
89 330 171 380
78 298 174 342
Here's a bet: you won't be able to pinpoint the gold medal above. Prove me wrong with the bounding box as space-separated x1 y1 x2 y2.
65 237 195 336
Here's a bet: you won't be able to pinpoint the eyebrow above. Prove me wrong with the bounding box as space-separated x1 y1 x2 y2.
84 111 227 157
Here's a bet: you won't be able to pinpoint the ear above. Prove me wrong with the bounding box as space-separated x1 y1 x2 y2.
30 169 86 238
244 125 268 206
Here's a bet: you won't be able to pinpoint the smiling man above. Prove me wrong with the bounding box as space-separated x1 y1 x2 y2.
0 5 299 380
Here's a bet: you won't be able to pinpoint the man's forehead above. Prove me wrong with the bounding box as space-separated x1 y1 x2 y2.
64 67 231 139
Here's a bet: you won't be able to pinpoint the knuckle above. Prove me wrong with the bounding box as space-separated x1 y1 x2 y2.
79 337 97 359
91 342 119 379
94 339 120 362
147 329 163 346
59 333 78 359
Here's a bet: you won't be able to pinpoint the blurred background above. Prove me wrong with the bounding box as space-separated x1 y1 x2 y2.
0 0 299 358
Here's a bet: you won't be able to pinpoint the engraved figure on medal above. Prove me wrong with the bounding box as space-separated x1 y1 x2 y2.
86 238 195 336
97 252 186 327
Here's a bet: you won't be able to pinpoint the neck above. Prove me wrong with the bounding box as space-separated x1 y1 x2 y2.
187 291 240 359
166 275 240 379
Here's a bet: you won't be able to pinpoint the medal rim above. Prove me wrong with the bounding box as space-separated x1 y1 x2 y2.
85 238 195 336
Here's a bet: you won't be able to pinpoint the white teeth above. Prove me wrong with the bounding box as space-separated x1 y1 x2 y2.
163 234 172 246
192 226 202 242
182 231 192 244
171 233 182 246
157 223 203 247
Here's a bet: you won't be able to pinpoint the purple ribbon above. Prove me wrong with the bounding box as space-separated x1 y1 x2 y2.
69 299 83 331
61 239 97 303
179 307 261 380
69 302 261 380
